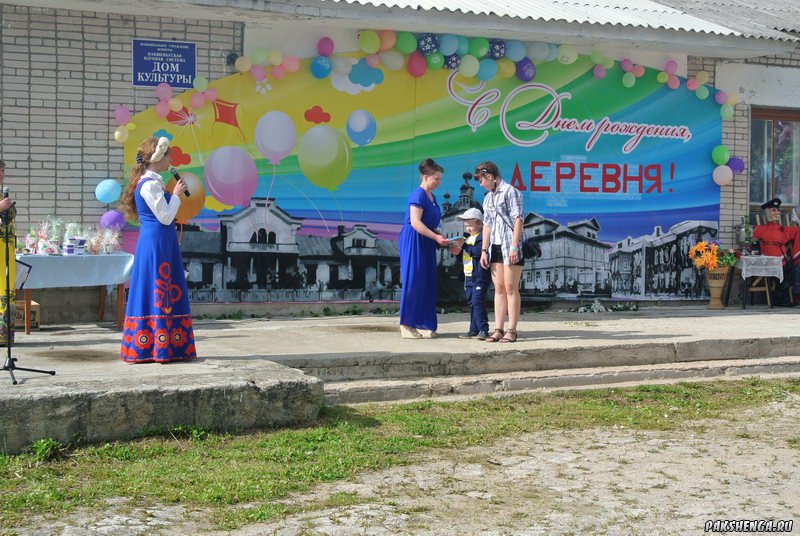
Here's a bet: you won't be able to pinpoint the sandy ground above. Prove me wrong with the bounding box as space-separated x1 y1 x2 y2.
10 391 800 536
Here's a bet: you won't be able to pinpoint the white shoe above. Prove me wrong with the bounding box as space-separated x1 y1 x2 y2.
400 325 423 339
417 329 438 339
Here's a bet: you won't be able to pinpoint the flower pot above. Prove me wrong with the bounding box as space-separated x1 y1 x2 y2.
705 266 731 309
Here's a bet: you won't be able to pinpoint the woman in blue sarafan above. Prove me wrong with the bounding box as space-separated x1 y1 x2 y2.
398 158 451 339
119 136 196 363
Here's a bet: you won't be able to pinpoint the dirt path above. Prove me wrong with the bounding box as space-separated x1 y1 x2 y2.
12 395 800 535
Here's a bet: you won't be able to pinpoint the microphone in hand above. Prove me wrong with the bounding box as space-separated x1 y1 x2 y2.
169 168 191 197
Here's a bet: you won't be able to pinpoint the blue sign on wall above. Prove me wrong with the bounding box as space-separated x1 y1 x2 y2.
132 39 196 89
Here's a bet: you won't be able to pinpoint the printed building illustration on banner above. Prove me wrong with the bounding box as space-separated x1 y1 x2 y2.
118 30 729 302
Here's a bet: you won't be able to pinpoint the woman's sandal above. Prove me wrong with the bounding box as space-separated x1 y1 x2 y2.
485 328 504 342
499 328 517 343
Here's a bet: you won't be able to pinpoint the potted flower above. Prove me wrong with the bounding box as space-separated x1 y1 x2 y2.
688 241 738 309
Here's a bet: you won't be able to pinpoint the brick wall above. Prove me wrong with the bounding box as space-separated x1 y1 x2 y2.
0 5 242 231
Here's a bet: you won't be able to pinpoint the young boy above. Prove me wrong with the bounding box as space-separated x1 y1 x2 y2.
452 207 490 339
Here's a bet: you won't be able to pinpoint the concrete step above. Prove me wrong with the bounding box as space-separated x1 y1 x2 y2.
323 355 800 404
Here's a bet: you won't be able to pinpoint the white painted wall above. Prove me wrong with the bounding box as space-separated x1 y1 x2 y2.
716 62 800 108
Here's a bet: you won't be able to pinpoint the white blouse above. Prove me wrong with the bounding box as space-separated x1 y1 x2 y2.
139 170 181 225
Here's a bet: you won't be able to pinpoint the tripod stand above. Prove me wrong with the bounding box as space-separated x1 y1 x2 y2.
0 206 54 384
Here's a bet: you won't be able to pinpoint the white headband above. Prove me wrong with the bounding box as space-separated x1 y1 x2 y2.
151 137 170 163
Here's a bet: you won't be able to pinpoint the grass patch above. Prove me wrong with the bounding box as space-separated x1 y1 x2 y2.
0 378 797 529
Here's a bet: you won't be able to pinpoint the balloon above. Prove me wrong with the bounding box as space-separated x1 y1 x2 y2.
444 54 461 70
620 59 633 72
283 55 300 72
366 54 381 68
165 171 206 223
695 85 709 100
114 105 131 126
192 76 208 91
425 51 444 70
317 37 334 57
168 98 183 112
154 83 172 101
456 35 470 56
204 146 258 206
545 43 558 62
155 100 169 118
332 56 352 74
714 90 728 105
255 110 296 164
250 48 267 65
497 58 516 78
114 126 128 142
487 39 506 60
395 31 417 54
476 58 498 81
727 93 740 105
696 71 709 85
686 79 698 91
469 37 489 58
407 51 426 77
720 104 734 120
633 64 645 78
203 88 217 102
99 210 125 231
601 56 615 69
249 64 266 81
346 109 377 147
515 58 536 82
310 55 333 79
358 30 380 54
265 49 282 66
590 50 603 64
189 93 205 109
417 33 439 55
459 55 479 78
656 71 669 83
711 145 730 166
592 64 606 79
728 156 745 174
712 165 733 186
439 34 459 56
667 75 680 90
505 40 526 62
664 60 678 74
297 126 352 191
271 65 285 79
557 44 578 64
380 50 404 71
95 179 122 204
622 72 636 88
234 56 252 72
379 30 396 51
527 41 550 62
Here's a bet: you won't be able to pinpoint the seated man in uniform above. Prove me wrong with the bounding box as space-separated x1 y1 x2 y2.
753 197 800 305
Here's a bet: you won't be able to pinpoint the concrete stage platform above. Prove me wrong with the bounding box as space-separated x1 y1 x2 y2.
1 306 800 453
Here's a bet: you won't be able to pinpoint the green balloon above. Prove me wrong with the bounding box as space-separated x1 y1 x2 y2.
359 30 380 54
711 145 730 166
396 32 417 54
456 36 470 56
298 126 352 191
250 48 267 66
469 37 489 59
622 72 636 88
720 104 734 120
426 51 444 70
695 85 709 100
590 50 603 64
601 56 615 69
193 75 208 91
656 72 669 83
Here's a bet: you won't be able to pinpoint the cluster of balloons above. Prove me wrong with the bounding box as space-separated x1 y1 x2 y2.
112 105 136 143
653 60 683 90
684 70 711 100
153 82 217 118
95 178 125 230
710 145 745 186
233 48 301 83
589 50 616 79
714 90 740 120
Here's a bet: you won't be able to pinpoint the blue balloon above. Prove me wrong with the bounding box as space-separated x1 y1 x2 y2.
515 58 536 82
310 55 332 79
418 33 439 56
439 34 459 56
488 39 506 60
456 35 470 56
545 43 558 62
476 58 498 81
346 109 377 147
505 40 526 62
95 178 122 204
444 54 462 70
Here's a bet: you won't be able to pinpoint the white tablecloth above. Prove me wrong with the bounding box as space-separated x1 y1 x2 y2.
737 255 783 282
15 253 134 289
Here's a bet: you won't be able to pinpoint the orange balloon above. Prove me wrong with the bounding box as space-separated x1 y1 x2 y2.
165 171 206 223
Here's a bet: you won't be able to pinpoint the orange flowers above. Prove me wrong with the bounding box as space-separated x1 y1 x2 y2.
689 241 738 270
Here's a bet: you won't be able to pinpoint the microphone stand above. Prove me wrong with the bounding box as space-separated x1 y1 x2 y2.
0 205 55 384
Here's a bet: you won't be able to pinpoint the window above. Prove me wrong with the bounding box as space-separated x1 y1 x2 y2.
750 109 800 209
202 262 214 285
352 238 367 248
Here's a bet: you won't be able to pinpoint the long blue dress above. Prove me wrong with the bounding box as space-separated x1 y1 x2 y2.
399 187 441 331
120 178 197 363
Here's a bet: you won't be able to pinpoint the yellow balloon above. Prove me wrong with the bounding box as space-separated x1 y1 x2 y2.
168 98 183 112
695 70 709 85
235 56 252 72
113 126 128 143
127 122 136 131
497 58 516 78
267 49 283 66
727 93 740 105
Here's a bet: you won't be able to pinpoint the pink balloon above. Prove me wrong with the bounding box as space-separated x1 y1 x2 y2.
204 146 259 206
714 90 728 105
317 37 334 57
686 79 698 91
114 105 131 126
189 92 205 109
283 55 300 72
664 60 678 74
633 64 645 78
366 54 381 68
271 65 285 79
592 64 606 79
249 64 266 81
620 59 633 72
154 82 172 101
667 75 680 90
155 100 170 118
203 89 218 102
407 51 426 78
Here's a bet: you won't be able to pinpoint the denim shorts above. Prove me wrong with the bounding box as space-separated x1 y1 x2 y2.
490 244 524 266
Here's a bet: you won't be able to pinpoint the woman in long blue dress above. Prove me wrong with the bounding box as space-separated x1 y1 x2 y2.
398 158 450 339
119 136 196 363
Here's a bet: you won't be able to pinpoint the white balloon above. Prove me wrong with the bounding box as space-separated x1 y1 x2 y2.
712 165 734 186
527 41 550 62
254 111 296 165
380 50 404 71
